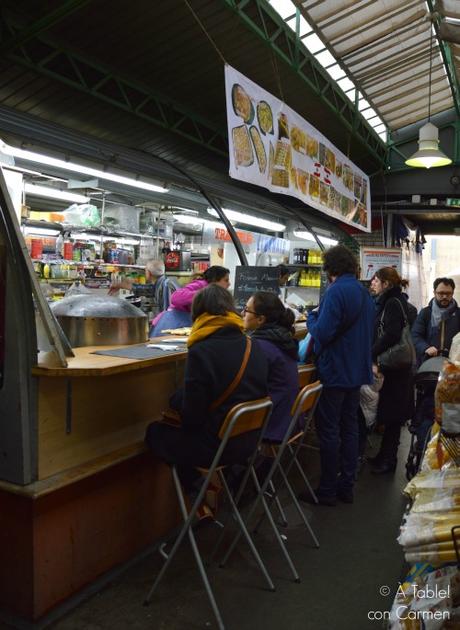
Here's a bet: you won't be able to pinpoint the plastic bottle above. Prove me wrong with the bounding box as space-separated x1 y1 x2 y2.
43 263 50 279
55 233 64 257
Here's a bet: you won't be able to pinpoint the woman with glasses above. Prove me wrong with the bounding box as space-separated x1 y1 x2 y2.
369 267 414 474
145 284 268 493
242 291 299 442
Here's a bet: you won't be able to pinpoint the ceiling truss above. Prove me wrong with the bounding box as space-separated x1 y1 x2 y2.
223 0 387 165
0 11 228 157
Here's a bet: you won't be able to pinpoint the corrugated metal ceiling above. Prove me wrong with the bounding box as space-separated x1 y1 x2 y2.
296 0 455 130
0 0 386 175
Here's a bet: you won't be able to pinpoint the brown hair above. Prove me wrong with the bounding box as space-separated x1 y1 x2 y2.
191 284 238 321
374 267 408 289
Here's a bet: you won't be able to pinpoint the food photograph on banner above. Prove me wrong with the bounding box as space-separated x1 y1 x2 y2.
225 65 371 232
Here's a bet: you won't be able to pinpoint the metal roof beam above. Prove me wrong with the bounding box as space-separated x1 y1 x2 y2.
0 17 228 157
223 0 386 165
427 0 460 117
0 0 92 54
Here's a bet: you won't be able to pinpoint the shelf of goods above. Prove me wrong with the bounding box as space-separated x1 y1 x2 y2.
387 355 460 627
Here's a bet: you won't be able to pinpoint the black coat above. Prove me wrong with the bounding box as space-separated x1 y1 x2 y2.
181 327 269 446
372 286 410 363
411 299 460 364
372 286 412 425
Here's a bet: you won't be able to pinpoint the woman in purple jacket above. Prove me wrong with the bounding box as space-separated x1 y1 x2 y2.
150 265 230 336
242 291 299 441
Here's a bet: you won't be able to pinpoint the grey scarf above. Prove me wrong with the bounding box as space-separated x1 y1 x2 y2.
431 298 458 329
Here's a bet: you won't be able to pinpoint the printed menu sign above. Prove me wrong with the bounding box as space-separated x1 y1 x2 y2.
360 247 402 280
225 65 371 233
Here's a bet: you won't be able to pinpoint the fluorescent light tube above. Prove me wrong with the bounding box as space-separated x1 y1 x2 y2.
294 229 338 246
2 141 169 194
24 183 90 204
23 226 61 236
173 214 205 225
207 208 285 232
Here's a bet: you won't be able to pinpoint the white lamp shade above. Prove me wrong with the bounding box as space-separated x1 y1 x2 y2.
405 122 452 168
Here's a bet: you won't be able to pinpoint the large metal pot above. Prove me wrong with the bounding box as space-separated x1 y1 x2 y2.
51 295 148 347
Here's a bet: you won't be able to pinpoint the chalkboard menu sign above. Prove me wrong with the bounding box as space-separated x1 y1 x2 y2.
233 266 279 309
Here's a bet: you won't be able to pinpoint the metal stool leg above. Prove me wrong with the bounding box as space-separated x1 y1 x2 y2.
217 470 275 592
287 444 318 503
145 468 225 630
268 479 289 527
276 465 319 548
220 467 300 582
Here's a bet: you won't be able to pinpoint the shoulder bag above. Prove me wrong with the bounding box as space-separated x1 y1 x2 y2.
377 299 415 370
209 337 252 412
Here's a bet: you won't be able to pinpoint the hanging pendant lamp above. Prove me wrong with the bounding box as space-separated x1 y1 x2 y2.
405 22 452 169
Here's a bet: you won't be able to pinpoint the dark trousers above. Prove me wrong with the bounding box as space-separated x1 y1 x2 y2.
378 423 401 466
145 422 258 493
315 386 360 498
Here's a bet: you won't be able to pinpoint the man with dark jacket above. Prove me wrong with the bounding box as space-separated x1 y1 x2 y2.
412 278 460 365
301 246 375 506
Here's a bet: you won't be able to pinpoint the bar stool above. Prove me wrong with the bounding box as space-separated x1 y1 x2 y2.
143 397 273 630
298 362 316 388
220 381 323 582
282 363 320 504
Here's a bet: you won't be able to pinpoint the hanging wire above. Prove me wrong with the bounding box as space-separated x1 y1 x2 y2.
270 52 285 102
428 19 434 121
183 0 227 65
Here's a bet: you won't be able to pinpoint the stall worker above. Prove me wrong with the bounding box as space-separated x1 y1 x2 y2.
149 266 230 336
109 259 175 314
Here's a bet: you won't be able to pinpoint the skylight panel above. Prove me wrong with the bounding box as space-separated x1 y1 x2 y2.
303 32 325 54
325 64 345 80
298 15 312 37
345 89 356 102
358 98 371 111
269 0 296 19
373 124 386 134
315 49 336 68
337 77 354 93
361 108 378 120
370 116 384 128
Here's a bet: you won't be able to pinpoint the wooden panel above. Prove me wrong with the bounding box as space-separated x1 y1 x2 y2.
0 489 34 618
32 454 179 619
0 454 180 621
38 361 184 479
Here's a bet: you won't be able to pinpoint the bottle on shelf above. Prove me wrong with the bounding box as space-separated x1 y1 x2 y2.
55 233 64 257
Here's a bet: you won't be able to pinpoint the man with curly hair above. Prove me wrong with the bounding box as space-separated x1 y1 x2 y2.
300 245 375 506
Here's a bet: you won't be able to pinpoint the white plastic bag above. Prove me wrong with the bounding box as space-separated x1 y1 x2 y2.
449 331 460 365
360 373 384 428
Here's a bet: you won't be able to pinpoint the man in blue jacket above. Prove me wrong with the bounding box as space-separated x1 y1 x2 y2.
301 245 375 506
412 277 460 365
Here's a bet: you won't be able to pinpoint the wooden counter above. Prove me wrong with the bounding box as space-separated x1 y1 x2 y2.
34 341 188 377
0 340 187 623
34 341 187 480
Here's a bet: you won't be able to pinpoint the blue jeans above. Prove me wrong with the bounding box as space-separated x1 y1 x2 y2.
315 386 360 498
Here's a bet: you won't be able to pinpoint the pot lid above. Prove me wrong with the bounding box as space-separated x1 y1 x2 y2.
51 295 147 319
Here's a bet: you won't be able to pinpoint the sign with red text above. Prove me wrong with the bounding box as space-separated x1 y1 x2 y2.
360 247 402 280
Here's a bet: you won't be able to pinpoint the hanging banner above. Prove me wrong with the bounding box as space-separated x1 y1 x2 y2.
225 65 371 232
360 247 402 280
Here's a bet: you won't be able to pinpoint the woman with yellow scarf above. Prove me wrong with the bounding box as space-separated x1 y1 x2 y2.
145 284 268 493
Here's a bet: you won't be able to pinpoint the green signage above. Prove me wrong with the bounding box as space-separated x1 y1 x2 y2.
447 198 460 207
